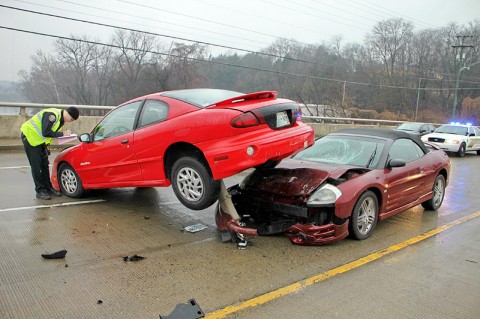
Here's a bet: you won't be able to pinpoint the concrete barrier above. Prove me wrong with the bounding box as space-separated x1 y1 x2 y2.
1 114 396 140
1 114 104 139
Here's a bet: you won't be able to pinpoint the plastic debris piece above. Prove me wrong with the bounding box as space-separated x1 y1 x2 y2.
41 249 67 259
159 299 204 319
184 223 208 233
123 254 145 262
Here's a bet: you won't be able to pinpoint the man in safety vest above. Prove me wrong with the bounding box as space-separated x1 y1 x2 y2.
20 107 80 200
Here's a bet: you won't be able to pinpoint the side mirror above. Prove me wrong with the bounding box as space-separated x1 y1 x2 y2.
388 158 406 168
79 133 91 143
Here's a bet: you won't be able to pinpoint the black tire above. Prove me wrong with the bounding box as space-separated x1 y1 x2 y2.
349 190 378 240
476 149 480 155
421 174 446 211
58 163 85 198
171 156 220 210
456 143 466 157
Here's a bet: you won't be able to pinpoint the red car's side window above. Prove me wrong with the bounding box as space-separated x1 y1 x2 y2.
93 101 141 141
138 100 169 128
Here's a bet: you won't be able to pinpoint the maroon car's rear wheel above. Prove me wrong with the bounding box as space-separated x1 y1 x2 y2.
349 190 378 240
421 174 445 211
171 156 220 210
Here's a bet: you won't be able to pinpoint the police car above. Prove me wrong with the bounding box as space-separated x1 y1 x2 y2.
421 123 480 157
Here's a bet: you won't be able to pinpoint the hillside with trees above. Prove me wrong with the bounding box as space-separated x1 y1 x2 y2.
17 18 480 123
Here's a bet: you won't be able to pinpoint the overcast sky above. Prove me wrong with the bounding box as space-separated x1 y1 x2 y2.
0 0 479 81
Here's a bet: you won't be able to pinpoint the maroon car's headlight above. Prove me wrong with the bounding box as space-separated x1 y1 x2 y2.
307 183 342 207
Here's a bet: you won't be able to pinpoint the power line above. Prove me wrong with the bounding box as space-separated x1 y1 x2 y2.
8 0 479 85
4 3 478 86
2 25 479 92
1 4 342 70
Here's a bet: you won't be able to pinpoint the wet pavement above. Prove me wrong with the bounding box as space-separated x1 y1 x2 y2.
0 149 479 318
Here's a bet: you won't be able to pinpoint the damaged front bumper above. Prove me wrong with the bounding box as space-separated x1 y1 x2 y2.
215 204 349 245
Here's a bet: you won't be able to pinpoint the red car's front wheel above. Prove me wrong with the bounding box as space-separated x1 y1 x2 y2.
58 163 85 198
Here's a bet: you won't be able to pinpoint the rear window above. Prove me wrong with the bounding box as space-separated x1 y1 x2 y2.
162 89 243 108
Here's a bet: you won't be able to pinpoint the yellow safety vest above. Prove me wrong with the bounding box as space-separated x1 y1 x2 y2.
20 108 63 146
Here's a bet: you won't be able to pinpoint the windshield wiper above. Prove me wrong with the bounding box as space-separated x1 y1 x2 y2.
366 143 378 168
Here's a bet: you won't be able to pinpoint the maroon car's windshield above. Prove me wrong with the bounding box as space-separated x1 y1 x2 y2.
294 135 386 168
162 89 244 108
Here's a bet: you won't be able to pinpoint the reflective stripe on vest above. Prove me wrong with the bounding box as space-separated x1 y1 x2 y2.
21 108 62 146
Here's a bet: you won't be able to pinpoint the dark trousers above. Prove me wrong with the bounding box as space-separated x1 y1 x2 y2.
21 134 53 193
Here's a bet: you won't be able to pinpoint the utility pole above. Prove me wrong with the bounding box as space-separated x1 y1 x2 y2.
452 35 474 119
415 78 422 122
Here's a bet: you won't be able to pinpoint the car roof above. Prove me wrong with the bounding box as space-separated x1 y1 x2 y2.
332 128 429 153
397 122 432 125
438 123 471 128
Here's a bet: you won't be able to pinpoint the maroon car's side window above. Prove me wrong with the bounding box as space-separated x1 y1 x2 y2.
389 139 423 162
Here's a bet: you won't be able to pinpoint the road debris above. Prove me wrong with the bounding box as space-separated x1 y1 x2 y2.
184 223 207 233
41 249 67 259
123 254 145 262
160 299 204 319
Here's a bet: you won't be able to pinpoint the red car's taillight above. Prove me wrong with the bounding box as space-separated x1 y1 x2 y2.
231 112 260 128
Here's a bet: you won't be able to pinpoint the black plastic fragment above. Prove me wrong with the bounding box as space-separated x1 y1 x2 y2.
123 254 145 261
41 249 67 259
160 299 204 319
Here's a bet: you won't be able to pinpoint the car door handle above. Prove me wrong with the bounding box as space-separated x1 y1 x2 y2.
121 139 129 144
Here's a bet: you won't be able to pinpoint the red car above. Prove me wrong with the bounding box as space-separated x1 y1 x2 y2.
52 89 315 210
216 128 450 245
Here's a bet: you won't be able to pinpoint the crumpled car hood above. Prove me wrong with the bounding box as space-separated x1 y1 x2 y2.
240 158 356 197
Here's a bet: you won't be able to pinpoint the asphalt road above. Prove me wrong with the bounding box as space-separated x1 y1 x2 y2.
0 150 479 319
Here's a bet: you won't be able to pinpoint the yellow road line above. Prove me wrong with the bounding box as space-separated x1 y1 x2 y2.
205 211 480 319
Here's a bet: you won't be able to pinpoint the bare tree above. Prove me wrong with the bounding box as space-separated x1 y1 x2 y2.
366 18 414 75
166 42 209 89
18 50 64 103
112 30 156 101
91 44 116 106
55 35 97 104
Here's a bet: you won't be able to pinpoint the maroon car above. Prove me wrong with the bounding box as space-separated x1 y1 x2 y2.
216 128 451 245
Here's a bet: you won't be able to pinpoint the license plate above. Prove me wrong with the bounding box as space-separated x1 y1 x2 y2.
276 111 290 128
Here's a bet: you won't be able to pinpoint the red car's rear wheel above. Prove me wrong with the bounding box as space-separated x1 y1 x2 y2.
171 156 220 210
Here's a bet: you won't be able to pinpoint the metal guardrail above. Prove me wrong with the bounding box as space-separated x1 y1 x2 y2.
0 102 408 126
0 102 115 115
302 115 405 126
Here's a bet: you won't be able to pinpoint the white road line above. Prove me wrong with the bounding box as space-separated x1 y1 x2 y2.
0 199 106 212
0 166 30 170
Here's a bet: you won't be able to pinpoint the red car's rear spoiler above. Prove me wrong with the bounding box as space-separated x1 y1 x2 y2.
207 91 277 108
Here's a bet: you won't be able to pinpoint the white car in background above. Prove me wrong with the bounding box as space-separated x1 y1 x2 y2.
421 123 480 157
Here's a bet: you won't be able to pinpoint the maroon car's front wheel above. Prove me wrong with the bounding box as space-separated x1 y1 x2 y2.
171 157 220 210
349 190 378 240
